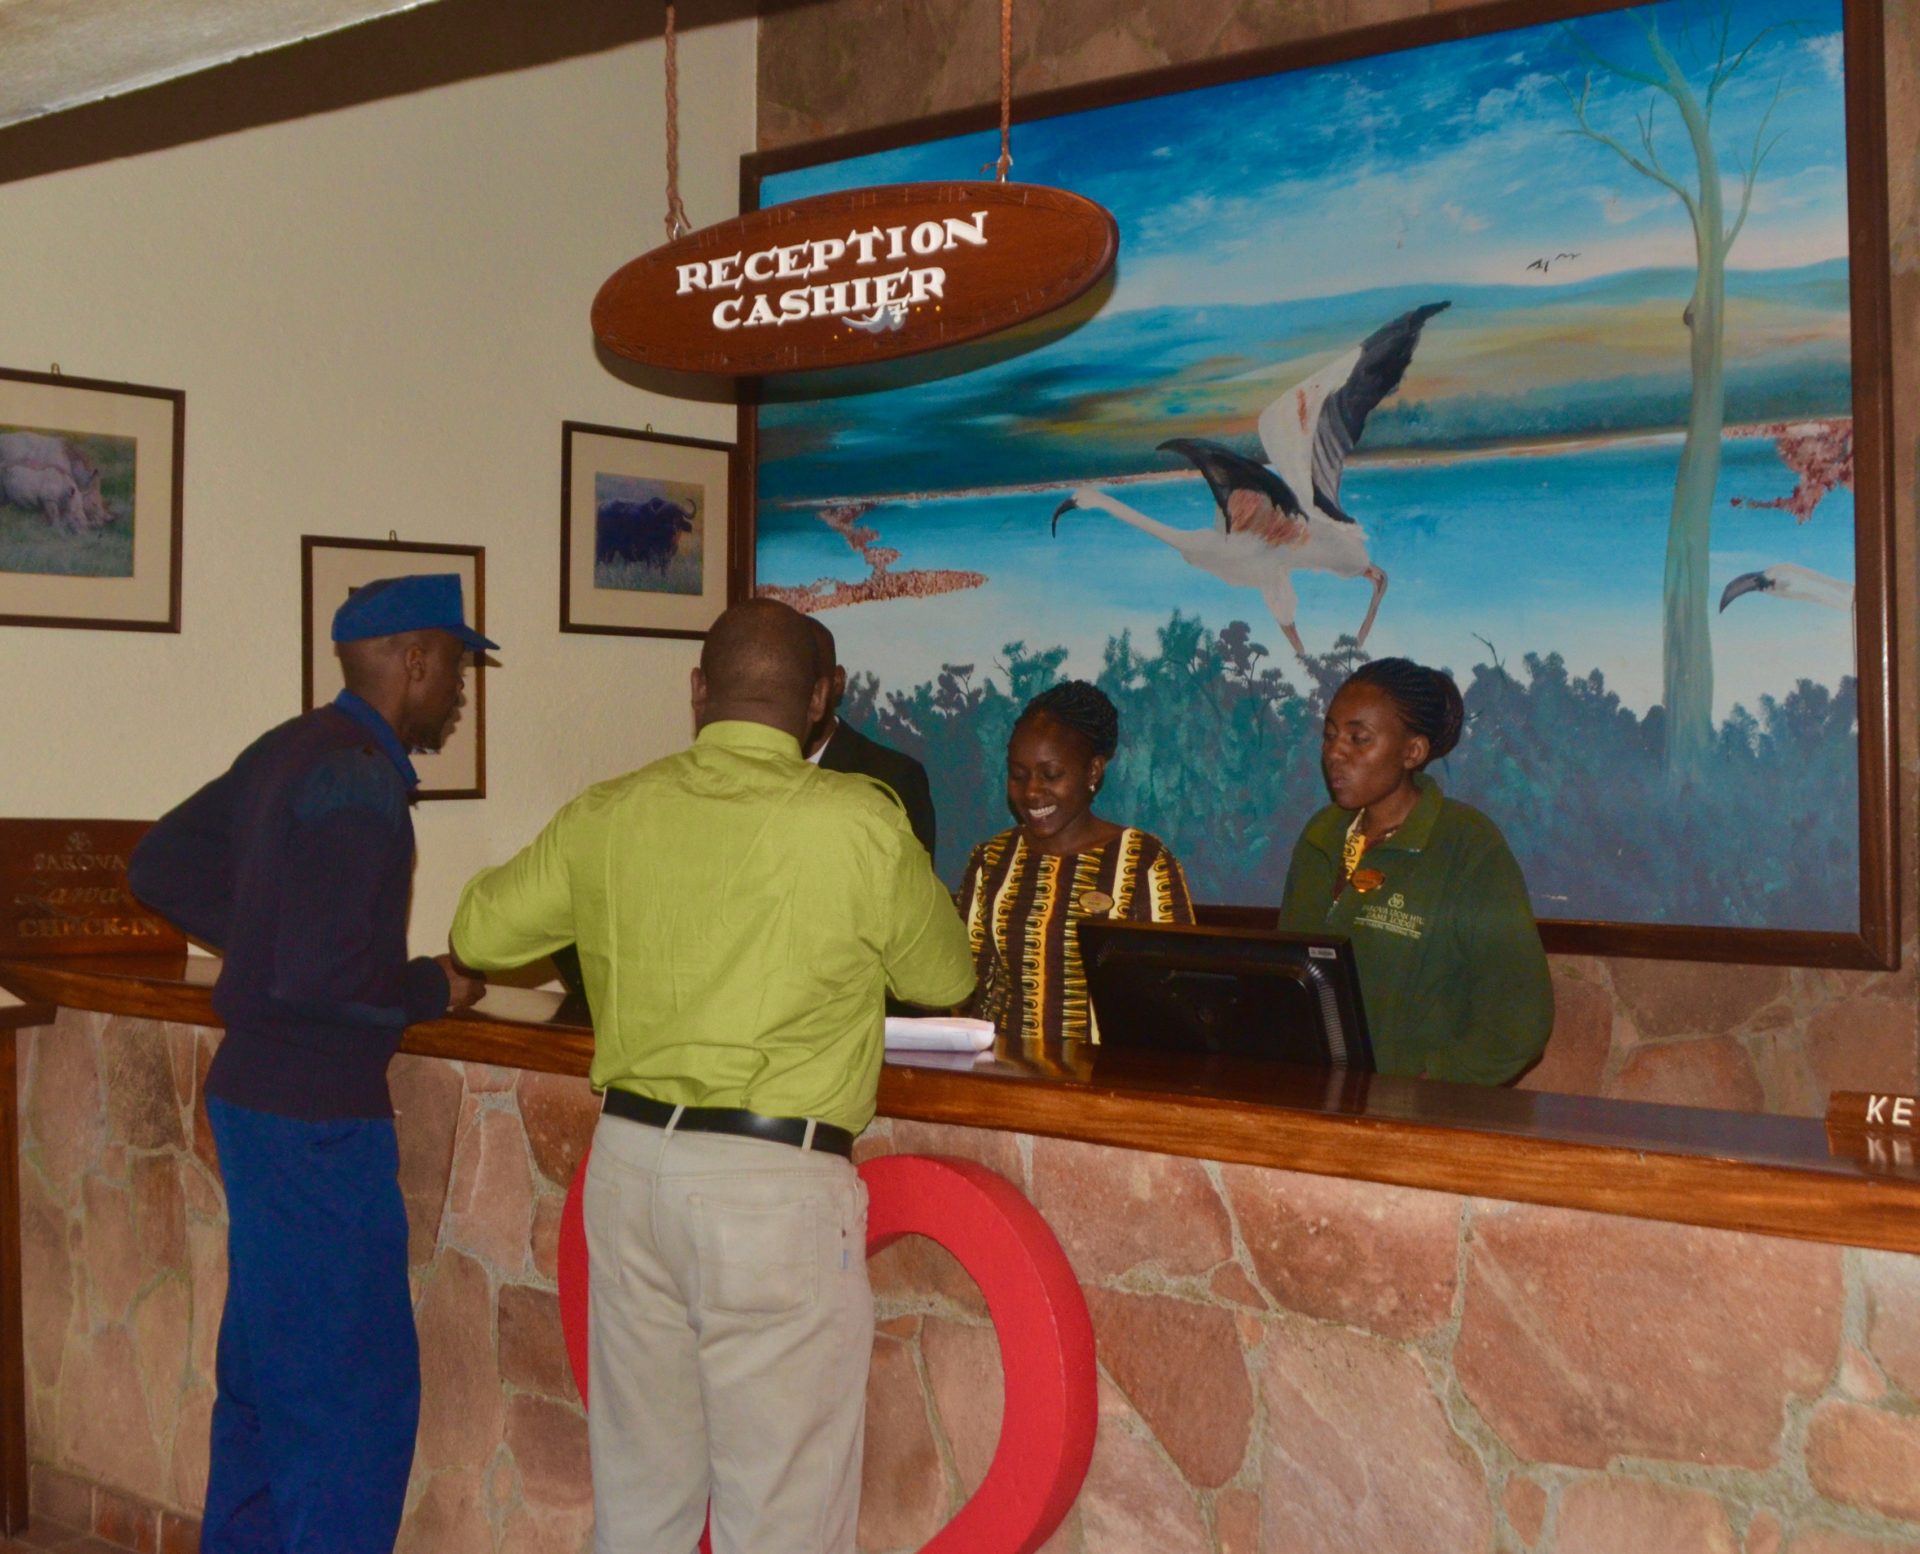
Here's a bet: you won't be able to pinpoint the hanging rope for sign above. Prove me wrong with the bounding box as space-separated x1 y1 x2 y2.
995 0 1014 181
662 1 692 240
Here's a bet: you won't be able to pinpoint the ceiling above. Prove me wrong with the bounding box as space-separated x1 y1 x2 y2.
0 0 446 129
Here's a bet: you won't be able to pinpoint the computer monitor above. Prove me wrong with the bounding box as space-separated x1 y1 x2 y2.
1078 919 1373 1071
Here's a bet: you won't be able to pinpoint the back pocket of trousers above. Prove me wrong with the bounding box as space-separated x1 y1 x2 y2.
690 1196 817 1315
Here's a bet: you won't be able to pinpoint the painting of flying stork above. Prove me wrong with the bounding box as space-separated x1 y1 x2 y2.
1050 303 1447 661
746 0 1891 955
1719 564 1854 614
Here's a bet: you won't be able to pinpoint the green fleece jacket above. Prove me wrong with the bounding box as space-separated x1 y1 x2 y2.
1277 773 1553 1084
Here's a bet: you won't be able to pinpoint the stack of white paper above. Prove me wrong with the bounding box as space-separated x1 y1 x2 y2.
883 1016 996 1052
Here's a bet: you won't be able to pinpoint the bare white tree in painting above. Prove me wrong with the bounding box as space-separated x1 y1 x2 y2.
1562 5 1798 782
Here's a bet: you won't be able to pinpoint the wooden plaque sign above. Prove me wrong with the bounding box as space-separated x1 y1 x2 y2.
591 181 1119 377
0 820 182 958
1827 1091 1920 1133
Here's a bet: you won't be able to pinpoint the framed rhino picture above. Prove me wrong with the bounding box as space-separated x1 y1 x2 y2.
559 420 739 640
0 366 184 632
301 535 487 801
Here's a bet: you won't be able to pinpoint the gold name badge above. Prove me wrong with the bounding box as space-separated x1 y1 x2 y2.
1078 890 1115 914
1351 868 1386 894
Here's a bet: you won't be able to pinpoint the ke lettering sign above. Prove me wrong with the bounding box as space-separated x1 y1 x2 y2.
591 182 1118 377
0 819 184 958
1828 1091 1920 1132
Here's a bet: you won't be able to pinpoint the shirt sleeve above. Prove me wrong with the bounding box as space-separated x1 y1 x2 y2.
128 768 240 951
1426 834 1554 1085
450 804 578 972
954 842 997 1013
269 753 449 1027
1147 845 1196 924
1275 835 1323 933
882 826 976 1009
956 844 986 956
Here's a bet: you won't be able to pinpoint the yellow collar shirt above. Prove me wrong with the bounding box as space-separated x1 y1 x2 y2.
450 720 975 1135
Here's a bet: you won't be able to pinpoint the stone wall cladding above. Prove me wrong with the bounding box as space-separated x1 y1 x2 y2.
853 1109 1920 1554
20 1010 596 1554
25 1016 1920 1552
848 1113 1920 1554
754 0 1920 1120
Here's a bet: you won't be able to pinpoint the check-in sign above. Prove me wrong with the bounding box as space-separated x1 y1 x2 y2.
591 181 1118 377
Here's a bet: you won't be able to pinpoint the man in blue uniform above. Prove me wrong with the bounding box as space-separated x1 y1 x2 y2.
129 574 492 1554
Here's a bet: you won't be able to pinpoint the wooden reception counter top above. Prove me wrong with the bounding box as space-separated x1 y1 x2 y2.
7 952 1920 1256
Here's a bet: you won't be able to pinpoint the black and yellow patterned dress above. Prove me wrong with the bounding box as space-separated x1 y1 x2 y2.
958 827 1195 1043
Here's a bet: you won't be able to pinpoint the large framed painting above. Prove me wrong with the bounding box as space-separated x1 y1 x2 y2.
741 0 1896 968
301 536 487 801
0 366 184 632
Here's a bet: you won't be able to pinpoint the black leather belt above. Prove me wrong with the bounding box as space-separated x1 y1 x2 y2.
601 1087 855 1160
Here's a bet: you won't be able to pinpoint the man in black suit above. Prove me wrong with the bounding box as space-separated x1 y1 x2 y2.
804 617 937 861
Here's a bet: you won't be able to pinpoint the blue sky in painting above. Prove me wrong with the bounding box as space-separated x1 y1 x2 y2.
763 0 1849 306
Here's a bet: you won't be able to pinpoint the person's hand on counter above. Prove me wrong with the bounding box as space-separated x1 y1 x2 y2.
435 952 487 1011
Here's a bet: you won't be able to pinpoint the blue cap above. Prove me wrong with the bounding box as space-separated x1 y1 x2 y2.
330 573 498 652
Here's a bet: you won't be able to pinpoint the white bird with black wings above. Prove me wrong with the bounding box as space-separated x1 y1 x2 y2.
1051 301 1450 661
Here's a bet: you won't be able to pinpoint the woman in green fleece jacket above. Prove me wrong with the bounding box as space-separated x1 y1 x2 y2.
1277 658 1553 1084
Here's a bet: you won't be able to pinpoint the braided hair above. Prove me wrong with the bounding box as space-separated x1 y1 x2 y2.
1344 658 1463 765
1016 680 1119 759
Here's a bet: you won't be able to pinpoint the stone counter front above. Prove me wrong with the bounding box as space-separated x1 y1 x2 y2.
19 1007 1920 1553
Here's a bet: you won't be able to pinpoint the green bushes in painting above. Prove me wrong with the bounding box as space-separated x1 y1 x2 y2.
845 611 1857 930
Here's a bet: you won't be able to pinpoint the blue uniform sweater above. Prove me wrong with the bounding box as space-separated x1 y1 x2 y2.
128 695 450 1119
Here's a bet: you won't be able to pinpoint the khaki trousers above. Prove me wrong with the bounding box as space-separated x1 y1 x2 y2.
583 1112 873 1554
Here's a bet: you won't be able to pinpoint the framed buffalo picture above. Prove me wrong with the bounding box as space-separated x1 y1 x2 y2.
560 420 738 639
0 366 184 632
301 535 487 801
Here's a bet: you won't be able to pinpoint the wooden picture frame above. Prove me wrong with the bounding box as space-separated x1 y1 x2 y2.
0 366 184 633
300 536 487 801
560 420 739 640
737 0 1897 970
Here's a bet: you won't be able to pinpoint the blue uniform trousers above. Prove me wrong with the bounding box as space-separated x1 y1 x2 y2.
203 1099 420 1554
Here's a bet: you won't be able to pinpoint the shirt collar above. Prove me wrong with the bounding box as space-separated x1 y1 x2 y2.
1305 770 1445 857
1391 771 1445 851
805 717 839 766
332 690 420 789
696 719 805 761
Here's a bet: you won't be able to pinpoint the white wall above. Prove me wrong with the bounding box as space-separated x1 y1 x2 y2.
0 20 756 952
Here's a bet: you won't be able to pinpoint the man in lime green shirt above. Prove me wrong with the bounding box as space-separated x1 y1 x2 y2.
450 599 972 1554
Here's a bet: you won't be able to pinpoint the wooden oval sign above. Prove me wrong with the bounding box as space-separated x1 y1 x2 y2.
591 181 1118 377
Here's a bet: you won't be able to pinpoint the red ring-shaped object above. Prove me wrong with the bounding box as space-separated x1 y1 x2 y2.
559 1147 1097 1554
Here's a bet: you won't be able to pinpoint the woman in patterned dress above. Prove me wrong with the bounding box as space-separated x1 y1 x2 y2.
958 681 1195 1043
